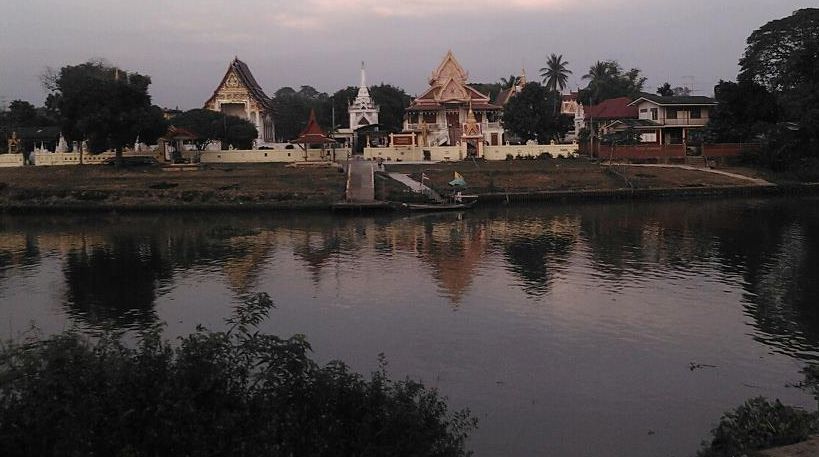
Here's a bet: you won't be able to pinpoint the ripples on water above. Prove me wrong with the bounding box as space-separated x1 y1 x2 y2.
0 197 818 457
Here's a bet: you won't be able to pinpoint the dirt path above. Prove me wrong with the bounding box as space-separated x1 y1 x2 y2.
617 163 775 186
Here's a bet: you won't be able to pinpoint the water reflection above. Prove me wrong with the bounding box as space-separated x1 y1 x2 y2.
0 198 816 361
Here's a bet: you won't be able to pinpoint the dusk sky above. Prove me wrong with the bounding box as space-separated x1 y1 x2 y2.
1 1 815 109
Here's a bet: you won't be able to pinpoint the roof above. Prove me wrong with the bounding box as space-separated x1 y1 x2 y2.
604 119 661 130
630 93 716 106
164 126 200 140
495 88 514 106
407 51 500 112
205 58 274 112
585 97 638 120
292 109 335 144
562 92 578 102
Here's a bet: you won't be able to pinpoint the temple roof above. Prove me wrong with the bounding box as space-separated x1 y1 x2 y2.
292 109 335 144
205 57 274 112
409 51 499 111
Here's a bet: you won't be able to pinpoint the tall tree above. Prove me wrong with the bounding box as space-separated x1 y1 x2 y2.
733 8 819 169
45 60 167 153
578 60 646 105
738 8 819 94
499 74 519 89
657 82 674 96
501 82 572 143
540 54 572 93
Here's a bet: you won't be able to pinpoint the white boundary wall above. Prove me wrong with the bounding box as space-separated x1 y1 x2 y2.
34 152 116 166
364 144 578 162
0 154 24 167
200 148 352 164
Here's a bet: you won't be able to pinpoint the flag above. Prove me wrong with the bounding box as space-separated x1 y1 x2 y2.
449 171 467 187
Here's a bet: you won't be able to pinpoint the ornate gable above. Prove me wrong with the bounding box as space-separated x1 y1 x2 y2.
430 50 468 85
205 58 274 112
437 78 469 102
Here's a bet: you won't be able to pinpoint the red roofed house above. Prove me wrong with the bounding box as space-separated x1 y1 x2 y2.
205 57 276 145
403 51 505 158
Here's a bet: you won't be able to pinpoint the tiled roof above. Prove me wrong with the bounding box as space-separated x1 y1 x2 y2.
293 109 334 144
631 93 716 106
585 97 638 120
205 58 274 112
495 88 514 106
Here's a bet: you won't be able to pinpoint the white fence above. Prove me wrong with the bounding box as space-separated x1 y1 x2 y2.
0 154 25 167
34 151 117 166
363 144 579 162
200 148 352 164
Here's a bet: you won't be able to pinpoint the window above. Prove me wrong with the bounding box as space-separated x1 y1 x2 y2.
690 107 702 119
650 108 658 120
640 109 648 113
666 108 678 119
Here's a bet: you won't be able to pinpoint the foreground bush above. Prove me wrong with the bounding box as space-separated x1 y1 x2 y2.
698 397 818 457
0 294 476 457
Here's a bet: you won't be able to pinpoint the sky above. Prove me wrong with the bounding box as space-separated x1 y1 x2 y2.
0 0 815 110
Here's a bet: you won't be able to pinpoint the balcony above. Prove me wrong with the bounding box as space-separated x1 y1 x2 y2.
658 117 708 127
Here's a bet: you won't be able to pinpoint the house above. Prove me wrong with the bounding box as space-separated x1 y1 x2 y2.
582 97 639 139
604 93 716 144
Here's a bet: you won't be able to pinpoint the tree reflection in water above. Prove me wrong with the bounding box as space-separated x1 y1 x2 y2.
63 237 172 330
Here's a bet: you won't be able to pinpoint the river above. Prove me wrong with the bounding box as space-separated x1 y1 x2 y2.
1 196 818 457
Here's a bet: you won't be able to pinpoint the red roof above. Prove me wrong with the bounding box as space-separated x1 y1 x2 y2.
584 97 638 120
292 109 334 144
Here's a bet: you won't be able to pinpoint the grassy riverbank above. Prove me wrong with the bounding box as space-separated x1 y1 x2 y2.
0 159 812 212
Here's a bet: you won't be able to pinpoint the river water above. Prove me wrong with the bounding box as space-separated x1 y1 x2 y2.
1 197 818 457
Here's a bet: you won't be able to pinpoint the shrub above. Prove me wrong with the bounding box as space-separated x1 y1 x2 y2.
0 293 476 457
697 397 818 457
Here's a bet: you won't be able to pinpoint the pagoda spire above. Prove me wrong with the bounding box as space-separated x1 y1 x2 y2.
360 61 367 89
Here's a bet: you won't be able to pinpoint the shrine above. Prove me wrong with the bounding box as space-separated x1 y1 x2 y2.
402 51 505 156
204 58 276 145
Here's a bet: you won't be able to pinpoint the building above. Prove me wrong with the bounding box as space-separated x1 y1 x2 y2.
402 51 505 157
349 62 379 131
582 97 639 140
621 94 717 144
204 57 276 145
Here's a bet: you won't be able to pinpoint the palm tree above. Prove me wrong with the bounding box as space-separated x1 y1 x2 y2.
540 54 572 114
499 74 519 89
540 54 572 93
581 60 616 106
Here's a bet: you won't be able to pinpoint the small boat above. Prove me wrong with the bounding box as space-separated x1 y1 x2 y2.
398 200 477 211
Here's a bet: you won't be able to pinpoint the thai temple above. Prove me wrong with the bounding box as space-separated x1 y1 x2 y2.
204 58 276 145
402 50 505 157
349 62 379 131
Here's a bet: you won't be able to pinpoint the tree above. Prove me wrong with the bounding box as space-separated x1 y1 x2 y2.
738 8 819 94
0 294 476 457
540 54 572 94
170 109 258 150
499 74 519 89
469 82 503 104
369 84 411 132
706 80 779 143
45 60 167 153
657 82 674 96
501 82 571 143
729 9 819 170
578 60 646 105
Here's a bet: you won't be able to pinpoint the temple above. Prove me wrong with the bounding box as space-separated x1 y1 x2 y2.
349 62 379 130
204 57 276 145
403 51 505 157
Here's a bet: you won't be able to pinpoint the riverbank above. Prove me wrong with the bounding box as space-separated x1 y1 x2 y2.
0 160 816 213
